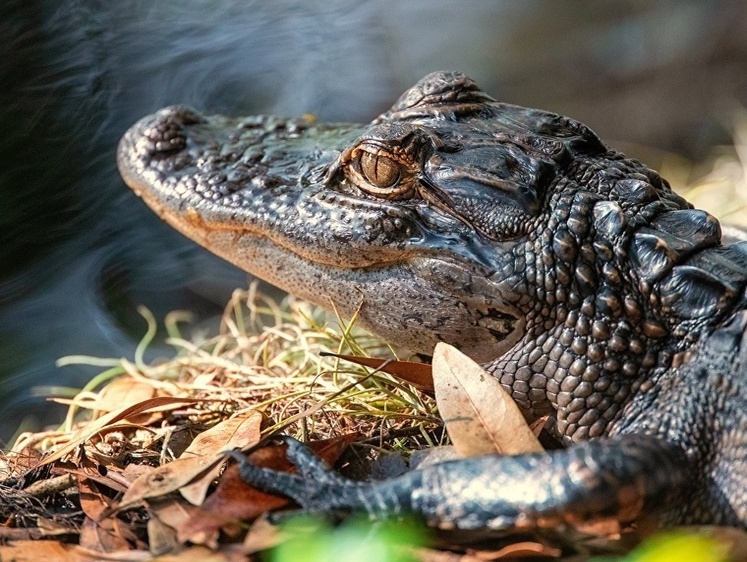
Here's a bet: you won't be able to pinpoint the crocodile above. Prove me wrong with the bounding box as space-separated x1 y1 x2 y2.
118 71 747 534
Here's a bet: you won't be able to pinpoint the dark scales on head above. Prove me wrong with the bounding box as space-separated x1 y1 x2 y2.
118 70 747 536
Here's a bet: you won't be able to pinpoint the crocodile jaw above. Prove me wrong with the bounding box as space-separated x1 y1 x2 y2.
117 105 524 361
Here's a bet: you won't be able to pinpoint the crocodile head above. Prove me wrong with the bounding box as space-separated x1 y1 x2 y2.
117 71 731 374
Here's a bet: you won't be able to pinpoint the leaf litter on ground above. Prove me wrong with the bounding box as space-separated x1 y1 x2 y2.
0 286 443 559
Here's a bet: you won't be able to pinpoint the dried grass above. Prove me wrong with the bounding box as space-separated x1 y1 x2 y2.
7 285 442 469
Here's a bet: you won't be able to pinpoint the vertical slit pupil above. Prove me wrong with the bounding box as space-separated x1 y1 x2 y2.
360 151 400 188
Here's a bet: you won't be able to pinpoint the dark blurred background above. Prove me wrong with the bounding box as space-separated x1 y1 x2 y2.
1 0 746 441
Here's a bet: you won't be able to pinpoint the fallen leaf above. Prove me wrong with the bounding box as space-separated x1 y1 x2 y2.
415 546 478 561
119 455 222 509
65 467 129 495
145 545 232 561
78 472 143 554
178 434 356 544
0 540 89 561
78 474 114 520
178 410 263 505
178 460 226 507
96 376 158 414
73 545 154 560
77 464 141 554
321 352 434 392
36 397 202 467
147 499 201 556
180 410 263 459
147 514 179 556
242 518 282 554
78 515 133 555
432 343 542 457
151 498 218 551
118 410 263 509
150 498 203 533
529 415 549 438
573 518 622 538
121 463 155 486
1 447 42 479
178 463 252 545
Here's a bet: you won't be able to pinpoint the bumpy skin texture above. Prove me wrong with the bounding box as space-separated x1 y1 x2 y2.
118 71 747 532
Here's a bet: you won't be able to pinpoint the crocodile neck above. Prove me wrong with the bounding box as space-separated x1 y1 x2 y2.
479 152 746 439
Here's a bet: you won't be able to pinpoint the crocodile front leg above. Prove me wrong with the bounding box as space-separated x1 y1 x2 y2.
229 435 690 533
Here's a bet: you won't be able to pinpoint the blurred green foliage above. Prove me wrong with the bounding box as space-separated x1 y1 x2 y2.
597 531 731 562
270 515 426 562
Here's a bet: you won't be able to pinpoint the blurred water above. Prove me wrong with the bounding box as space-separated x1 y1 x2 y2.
1 0 746 440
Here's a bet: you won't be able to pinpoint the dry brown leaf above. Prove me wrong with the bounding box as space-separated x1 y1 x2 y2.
178 463 254 545
146 501 194 557
36 397 201 467
152 498 219 550
96 374 174 427
178 410 263 505
0 540 90 562
573 518 622 538
65 467 129 495
180 410 263 459
178 460 226 506
122 463 154 484
432 343 542 457
146 545 234 561
242 518 282 554
119 455 223 509
529 415 549 438
79 516 133 555
77 469 137 554
150 499 203 534
178 434 356 544
321 352 434 392
147 514 180 556
78 462 117 519
96 376 158 413
119 410 262 509
1 447 42 479
73 544 154 560
414 547 482 561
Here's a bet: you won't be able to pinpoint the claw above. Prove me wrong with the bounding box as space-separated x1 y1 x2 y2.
226 449 305 496
225 440 360 512
279 436 347 485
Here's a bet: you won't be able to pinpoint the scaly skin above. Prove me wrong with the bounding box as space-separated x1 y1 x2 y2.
118 71 746 532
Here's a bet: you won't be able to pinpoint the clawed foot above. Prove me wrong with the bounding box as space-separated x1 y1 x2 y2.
226 436 358 514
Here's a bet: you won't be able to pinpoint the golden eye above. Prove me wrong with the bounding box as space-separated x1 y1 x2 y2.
344 146 417 200
359 151 401 188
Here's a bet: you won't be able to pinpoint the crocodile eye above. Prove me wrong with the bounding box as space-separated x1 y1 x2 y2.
345 146 417 200
359 151 400 188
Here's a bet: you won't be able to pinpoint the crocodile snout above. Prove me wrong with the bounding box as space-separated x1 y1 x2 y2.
117 105 209 202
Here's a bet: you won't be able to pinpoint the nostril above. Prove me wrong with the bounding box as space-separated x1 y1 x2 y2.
157 104 205 126
148 119 187 153
143 105 205 154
